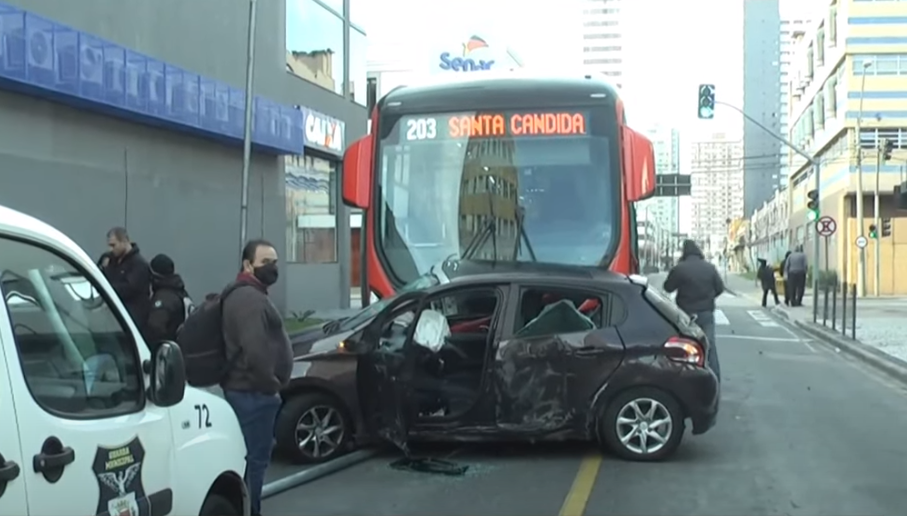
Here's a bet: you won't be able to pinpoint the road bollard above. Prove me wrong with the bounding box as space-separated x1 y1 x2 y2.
831 282 837 331
822 284 829 326
841 283 848 336
850 283 857 340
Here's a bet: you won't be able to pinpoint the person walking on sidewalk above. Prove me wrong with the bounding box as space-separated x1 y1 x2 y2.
101 227 151 335
785 246 808 307
780 251 792 305
221 239 293 516
757 258 780 307
664 239 725 381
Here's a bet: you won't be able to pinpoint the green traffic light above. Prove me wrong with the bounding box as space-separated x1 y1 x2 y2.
807 210 819 221
870 231 877 239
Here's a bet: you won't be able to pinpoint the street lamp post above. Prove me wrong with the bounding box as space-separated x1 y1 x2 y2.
855 59 872 297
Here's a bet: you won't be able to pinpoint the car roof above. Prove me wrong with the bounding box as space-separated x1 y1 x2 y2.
0 204 98 272
444 261 636 289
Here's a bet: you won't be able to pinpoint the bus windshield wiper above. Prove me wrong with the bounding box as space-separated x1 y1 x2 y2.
511 203 537 262
462 176 499 260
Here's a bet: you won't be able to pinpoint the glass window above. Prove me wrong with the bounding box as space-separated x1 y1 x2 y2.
286 154 339 263
285 0 345 95
349 27 367 106
0 237 144 418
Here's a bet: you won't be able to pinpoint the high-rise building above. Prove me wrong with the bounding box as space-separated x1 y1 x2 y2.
778 2 813 191
582 0 623 88
638 126 682 237
743 0 782 217
691 133 745 254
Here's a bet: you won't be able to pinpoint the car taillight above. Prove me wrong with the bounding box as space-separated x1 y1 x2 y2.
664 336 705 367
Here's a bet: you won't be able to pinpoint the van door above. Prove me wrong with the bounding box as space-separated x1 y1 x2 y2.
0 236 174 516
0 332 27 516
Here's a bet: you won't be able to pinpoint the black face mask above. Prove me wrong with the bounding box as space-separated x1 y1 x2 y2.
253 262 279 286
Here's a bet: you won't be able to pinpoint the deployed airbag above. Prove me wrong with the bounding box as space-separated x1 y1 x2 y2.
413 309 450 352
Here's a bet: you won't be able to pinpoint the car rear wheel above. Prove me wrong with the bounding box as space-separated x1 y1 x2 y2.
276 392 353 464
598 387 685 462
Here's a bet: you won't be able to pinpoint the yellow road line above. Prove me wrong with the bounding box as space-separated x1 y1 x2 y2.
558 454 603 516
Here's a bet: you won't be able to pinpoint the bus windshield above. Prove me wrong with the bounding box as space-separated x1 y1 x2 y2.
376 108 620 284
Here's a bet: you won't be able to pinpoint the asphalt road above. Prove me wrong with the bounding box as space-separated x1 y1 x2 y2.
264 292 907 516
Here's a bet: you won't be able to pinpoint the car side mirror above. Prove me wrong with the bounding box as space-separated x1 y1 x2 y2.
149 341 186 407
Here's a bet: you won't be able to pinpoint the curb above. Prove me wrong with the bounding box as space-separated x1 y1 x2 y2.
772 308 907 384
262 448 379 499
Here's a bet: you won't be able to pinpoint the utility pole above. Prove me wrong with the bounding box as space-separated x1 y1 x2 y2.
855 60 872 296
239 0 259 255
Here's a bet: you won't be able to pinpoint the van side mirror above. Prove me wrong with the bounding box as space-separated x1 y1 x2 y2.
621 126 656 201
342 135 374 209
149 341 186 407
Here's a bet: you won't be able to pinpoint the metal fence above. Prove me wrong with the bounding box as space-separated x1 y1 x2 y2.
815 282 857 340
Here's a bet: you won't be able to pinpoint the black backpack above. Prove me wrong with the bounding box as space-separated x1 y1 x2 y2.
177 283 246 387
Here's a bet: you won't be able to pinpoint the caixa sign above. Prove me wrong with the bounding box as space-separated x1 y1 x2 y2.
304 110 345 154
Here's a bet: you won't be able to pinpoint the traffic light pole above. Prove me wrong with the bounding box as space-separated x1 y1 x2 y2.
716 101 821 319
873 140 885 297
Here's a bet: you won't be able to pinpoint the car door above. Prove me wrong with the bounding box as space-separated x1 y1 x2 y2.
355 291 428 450
493 284 625 433
0 331 27 516
0 236 174 516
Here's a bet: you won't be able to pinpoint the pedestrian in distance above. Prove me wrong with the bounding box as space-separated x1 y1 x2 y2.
780 250 792 306
757 258 780 308
145 254 194 347
101 227 151 335
785 246 808 307
663 239 725 381
221 239 293 516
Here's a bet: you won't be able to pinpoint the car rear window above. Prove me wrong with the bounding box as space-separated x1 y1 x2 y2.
644 287 694 329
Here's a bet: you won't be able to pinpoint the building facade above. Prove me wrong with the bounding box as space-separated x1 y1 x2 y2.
0 0 368 314
786 0 907 294
637 126 682 259
690 133 745 255
743 0 783 216
582 0 623 88
779 0 814 190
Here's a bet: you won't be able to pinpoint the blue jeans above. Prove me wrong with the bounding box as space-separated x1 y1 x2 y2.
224 390 281 516
693 310 721 381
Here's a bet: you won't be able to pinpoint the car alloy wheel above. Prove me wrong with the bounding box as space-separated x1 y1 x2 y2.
614 398 672 455
295 405 345 460
275 392 353 464
598 386 685 462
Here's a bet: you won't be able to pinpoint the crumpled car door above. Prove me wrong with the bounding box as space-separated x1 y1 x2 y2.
355 291 427 451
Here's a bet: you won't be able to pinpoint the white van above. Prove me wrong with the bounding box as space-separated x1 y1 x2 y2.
0 205 249 516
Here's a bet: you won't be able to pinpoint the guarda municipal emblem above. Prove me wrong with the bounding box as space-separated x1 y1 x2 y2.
92 438 149 516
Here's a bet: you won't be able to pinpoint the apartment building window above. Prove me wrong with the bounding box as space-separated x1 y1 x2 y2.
828 5 837 47
286 0 345 95
806 44 814 78
853 54 907 75
816 28 825 67
584 34 620 40
584 46 622 52
584 20 618 27
349 27 367 105
584 8 619 14
584 58 623 65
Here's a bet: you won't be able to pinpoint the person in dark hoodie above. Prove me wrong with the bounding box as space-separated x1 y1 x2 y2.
663 240 725 380
145 254 191 346
102 227 151 334
221 239 292 516
757 258 780 307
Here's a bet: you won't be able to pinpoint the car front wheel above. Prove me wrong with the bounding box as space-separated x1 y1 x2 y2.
598 386 685 462
275 392 353 464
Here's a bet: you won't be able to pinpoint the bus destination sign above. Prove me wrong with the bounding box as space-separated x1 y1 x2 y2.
400 111 588 142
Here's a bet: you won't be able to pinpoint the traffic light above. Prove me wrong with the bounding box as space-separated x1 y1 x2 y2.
698 84 715 119
869 223 878 239
882 139 894 161
882 218 892 237
806 189 819 221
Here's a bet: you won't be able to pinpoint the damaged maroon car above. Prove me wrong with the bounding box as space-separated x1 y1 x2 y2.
276 265 719 464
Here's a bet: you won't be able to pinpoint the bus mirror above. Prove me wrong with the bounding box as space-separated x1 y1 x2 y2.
342 135 373 209
621 126 656 202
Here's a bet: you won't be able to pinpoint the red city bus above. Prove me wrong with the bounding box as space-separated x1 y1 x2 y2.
343 74 656 300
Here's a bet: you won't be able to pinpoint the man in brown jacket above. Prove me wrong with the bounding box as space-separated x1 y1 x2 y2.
221 239 292 516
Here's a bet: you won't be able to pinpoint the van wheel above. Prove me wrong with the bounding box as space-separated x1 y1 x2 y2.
276 392 353 464
598 387 685 462
200 493 240 516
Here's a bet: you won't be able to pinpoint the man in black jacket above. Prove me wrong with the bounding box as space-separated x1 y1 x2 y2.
663 240 725 380
146 254 191 346
102 227 151 334
221 239 292 516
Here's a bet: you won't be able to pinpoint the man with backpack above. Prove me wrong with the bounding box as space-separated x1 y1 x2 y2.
145 254 193 346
